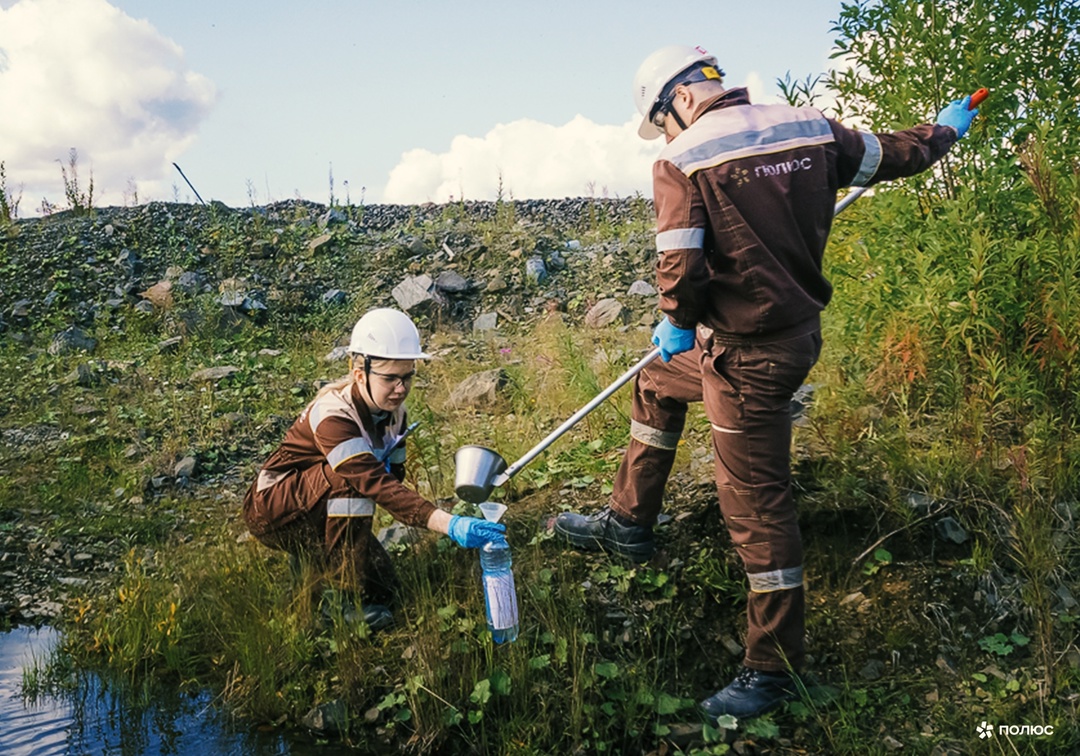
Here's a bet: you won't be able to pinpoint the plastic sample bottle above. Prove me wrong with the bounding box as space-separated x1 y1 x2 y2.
478 502 518 644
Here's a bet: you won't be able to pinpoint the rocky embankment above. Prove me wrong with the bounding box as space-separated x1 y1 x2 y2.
0 197 663 624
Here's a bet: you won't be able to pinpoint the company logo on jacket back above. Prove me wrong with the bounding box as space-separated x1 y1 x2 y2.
754 157 813 178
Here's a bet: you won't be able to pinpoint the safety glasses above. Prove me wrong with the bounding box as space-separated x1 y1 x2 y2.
368 369 416 389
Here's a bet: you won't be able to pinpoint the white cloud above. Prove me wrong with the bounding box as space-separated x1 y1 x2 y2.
0 0 216 210
382 114 664 204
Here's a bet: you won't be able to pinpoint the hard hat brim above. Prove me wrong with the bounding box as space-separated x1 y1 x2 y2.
638 115 663 140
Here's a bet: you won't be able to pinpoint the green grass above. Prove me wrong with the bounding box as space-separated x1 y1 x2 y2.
1 191 1077 754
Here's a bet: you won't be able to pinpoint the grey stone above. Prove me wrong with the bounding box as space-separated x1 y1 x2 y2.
189 366 240 382
473 312 498 332
174 456 197 479
134 300 155 314
218 291 246 308
11 300 32 319
585 298 625 328
175 271 206 294
157 336 183 353
860 659 886 680
449 369 508 407
486 272 508 292
392 274 442 313
301 699 348 734
935 516 969 544
324 346 350 362
525 256 548 284
435 270 470 293
321 289 348 305
318 208 346 229
627 280 656 296
548 249 566 271
376 523 422 547
48 327 97 356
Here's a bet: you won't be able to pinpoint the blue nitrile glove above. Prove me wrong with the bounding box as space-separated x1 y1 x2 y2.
448 515 508 549
651 318 696 362
935 95 978 139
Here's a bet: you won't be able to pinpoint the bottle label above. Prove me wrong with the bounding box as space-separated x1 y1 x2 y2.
483 572 519 630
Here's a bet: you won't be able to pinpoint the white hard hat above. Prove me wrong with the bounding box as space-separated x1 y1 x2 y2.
349 308 431 359
633 45 718 140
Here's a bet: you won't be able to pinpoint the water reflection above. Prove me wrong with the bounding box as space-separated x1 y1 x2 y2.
0 625 356 756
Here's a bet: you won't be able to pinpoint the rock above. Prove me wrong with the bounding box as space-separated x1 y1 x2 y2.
473 312 498 332
114 249 141 276
308 233 333 253
790 383 815 422
134 300 155 314
840 591 867 608
934 516 968 544
627 280 656 296
321 289 348 305
141 280 174 308
882 735 904 751
174 456 197 479
376 523 422 547
585 298 625 328
435 270 470 294
175 271 207 295
721 636 744 657
218 290 246 308
906 491 936 514
301 699 348 734
189 366 240 382
548 249 566 271
318 208 346 229
158 336 184 353
449 369 507 407
525 256 548 284
392 274 442 313
10 299 32 320
486 272 508 292
48 327 97 356
860 659 886 680
324 346 350 362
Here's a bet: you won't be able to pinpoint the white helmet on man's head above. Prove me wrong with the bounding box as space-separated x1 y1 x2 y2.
349 308 431 359
633 44 719 140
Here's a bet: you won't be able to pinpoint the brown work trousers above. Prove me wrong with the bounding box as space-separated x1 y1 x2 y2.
242 462 400 605
610 319 821 672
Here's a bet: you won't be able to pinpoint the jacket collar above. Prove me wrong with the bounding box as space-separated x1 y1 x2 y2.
691 87 752 125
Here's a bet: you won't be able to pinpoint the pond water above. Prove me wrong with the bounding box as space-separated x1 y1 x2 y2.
0 625 356 755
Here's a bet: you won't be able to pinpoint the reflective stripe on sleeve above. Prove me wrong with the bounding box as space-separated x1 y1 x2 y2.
656 228 705 252
851 132 882 187
327 498 376 517
326 437 374 469
747 566 804 593
630 419 681 450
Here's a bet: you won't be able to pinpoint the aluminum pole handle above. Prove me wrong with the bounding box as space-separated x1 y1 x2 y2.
491 346 662 487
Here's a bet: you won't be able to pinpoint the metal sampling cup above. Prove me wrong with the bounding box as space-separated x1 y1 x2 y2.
454 445 508 503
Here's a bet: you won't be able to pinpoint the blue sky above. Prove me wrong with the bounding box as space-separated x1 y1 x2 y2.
0 0 846 210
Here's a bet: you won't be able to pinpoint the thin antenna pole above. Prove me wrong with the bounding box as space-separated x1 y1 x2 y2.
172 162 206 205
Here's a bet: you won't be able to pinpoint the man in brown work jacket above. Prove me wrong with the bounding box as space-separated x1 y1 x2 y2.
555 44 979 720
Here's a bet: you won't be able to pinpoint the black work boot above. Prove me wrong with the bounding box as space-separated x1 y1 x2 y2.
320 590 394 633
699 666 799 721
553 507 655 562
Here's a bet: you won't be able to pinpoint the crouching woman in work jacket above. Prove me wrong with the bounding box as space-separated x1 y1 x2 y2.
242 308 504 629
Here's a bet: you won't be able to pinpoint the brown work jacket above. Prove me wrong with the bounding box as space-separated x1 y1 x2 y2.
248 381 435 530
653 88 958 336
